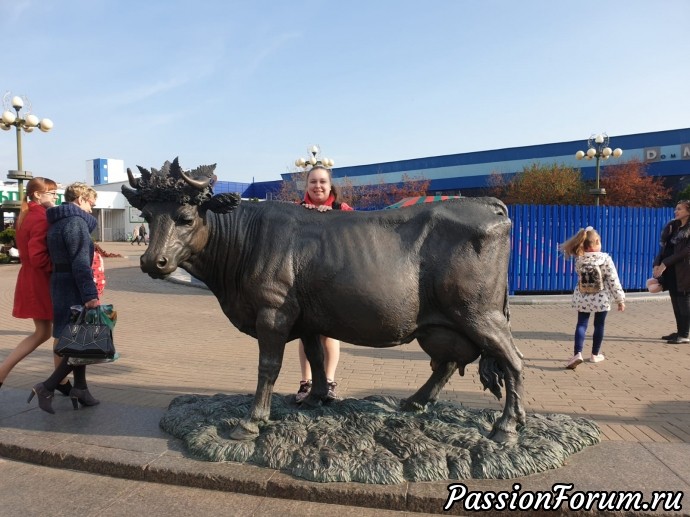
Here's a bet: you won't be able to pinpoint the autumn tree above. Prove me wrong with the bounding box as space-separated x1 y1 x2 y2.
274 168 308 203
677 184 690 202
487 172 509 199
600 157 671 207
489 163 587 205
354 179 389 209
337 176 358 206
389 173 431 203
348 173 430 209
275 169 429 209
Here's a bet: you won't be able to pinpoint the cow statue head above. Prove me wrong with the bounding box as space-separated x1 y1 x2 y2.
121 157 240 278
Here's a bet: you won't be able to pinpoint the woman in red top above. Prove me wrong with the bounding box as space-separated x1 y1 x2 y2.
0 177 59 389
295 166 353 403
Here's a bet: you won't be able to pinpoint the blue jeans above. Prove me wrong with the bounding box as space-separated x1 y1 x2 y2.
574 311 608 355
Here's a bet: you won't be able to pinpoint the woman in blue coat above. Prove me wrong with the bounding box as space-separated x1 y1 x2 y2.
28 183 101 413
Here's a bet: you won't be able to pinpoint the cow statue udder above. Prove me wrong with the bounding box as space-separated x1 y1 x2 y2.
122 159 526 443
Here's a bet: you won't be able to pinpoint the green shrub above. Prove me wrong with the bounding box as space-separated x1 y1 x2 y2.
0 228 16 245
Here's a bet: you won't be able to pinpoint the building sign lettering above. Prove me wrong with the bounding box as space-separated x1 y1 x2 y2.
645 144 690 162
1 189 64 206
645 147 661 162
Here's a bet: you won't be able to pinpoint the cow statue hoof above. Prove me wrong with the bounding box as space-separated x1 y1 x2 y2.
300 394 324 408
229 419 260 441
400 398 426 412
488 425 518 445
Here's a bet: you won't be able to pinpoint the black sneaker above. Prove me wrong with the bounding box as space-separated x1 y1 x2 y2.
326 381 340 401
661 332 678 341
295 380 312 403
668 336 690 344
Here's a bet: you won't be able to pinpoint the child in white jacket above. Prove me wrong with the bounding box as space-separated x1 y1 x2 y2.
560 226 625 369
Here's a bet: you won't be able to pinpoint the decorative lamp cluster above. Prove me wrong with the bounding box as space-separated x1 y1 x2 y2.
295 144 334 170
575 132 623 206
1 94 53 133
1 92 54 212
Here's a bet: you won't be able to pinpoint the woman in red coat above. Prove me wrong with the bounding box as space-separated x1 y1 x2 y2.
0 177 59 389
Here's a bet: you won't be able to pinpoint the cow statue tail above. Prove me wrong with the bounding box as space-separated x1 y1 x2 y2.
504 283 525 361
478 355 504 400
503 284 510 322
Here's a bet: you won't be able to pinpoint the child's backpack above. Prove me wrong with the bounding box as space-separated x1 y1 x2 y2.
578 262 605 294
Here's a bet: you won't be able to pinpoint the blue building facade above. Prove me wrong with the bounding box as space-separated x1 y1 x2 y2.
219 127 690 199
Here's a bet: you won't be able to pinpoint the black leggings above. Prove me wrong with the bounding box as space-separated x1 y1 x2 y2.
44 358 87 391
669 290 690 338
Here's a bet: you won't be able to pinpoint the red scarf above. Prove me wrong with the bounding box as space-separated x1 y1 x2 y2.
303 192 336 206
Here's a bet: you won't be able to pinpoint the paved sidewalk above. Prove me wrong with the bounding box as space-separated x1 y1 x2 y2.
1 241 688 515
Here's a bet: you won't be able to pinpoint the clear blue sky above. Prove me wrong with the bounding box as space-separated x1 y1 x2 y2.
1 0 689 185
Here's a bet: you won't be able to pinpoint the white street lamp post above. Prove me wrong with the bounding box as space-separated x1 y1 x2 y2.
295 144 334 170
575 133 622 206
0 92 53 211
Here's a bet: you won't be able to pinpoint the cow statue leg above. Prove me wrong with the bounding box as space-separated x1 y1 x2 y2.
485 357 524 443
299 333 329 406
230 324 288 441
401 360 457 411
402 327 479 411
472 311 526 443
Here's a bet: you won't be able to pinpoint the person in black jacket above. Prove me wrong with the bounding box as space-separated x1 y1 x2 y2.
27 182 101 413
653 199 690 344
138 223 147 245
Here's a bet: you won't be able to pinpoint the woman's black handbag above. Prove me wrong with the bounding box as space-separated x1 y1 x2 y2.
55 306 116 359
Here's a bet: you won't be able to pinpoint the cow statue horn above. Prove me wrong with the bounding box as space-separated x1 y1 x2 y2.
127 168 140 188
180 168 212 190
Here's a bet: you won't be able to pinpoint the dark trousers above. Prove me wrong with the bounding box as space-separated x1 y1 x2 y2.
669 291 690 338
574 311 608 355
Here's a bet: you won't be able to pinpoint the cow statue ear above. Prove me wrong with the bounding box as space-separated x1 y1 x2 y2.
121 186 145 210
201 193 241 214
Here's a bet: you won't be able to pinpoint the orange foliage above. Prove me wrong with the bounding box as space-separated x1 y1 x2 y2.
274 169 308 203
338 174 430 209
274 170 430 209
489 163 587 205
600 157 671 207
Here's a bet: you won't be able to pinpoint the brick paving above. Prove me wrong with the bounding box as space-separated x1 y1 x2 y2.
1 241 688 444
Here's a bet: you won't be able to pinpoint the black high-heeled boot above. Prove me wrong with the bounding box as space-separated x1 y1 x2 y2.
27 383 55 414
69 387 100 409
55 380 73 396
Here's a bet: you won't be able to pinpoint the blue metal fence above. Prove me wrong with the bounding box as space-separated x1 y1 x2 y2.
507 205 673 294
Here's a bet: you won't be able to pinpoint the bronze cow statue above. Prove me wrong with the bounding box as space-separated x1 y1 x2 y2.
122 159 525 443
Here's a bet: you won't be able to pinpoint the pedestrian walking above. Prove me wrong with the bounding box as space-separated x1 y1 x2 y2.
139 224 147 245
653 199 690 344
28 183 101 413
131 225 139 245
0 178 69 392
560 226 625 370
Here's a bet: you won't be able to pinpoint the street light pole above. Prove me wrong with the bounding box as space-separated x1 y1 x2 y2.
295 144 334 170
0 92 53 213
575 133 623 206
